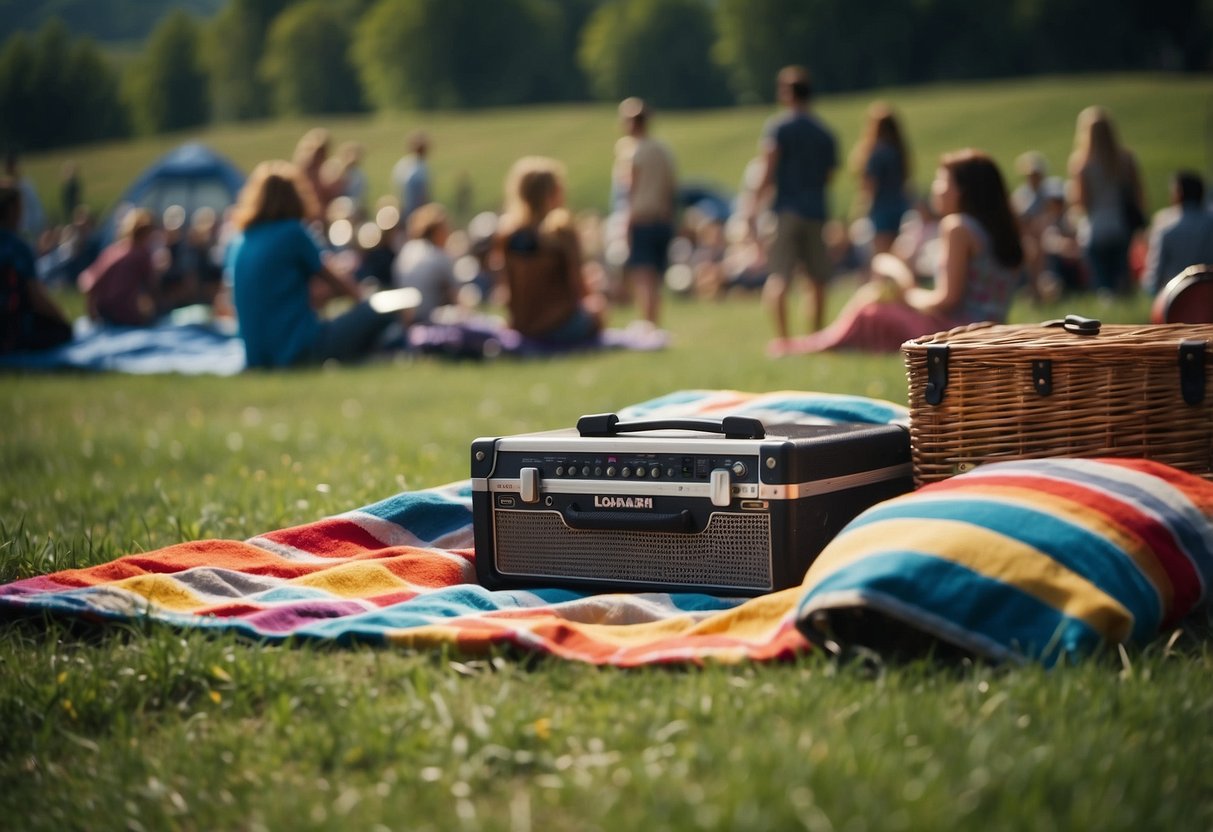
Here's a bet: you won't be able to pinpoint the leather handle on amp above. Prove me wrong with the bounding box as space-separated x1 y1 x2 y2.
577 413 765 440
563 505 695 533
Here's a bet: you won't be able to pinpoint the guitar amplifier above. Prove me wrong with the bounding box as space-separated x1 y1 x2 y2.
471 413 912 596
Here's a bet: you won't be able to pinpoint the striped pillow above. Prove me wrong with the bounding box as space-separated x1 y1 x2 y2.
795 458 1213 665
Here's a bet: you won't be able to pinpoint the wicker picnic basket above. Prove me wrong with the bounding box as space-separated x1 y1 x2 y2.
902 315 1213 485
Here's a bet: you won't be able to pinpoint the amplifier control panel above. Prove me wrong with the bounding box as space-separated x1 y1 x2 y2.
510 453 757 483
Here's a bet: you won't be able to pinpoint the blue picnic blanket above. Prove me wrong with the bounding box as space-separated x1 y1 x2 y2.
0 318 246 376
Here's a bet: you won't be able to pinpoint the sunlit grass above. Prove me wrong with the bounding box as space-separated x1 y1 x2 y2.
4 72 1211 829
22 73 1213 225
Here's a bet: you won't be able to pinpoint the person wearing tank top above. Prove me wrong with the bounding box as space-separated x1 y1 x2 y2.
780 149 1024 355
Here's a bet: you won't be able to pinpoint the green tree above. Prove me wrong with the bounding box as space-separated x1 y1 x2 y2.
125 10 209 134
204 0 294 121
353 0 567 110
579 0 731 108
0 20 128 151
716 0 918 102
260 0 365 115
61 35 129 144
0 33 37 150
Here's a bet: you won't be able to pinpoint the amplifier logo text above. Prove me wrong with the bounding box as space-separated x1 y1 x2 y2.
593 495 653 510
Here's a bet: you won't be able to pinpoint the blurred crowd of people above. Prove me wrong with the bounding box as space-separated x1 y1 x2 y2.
4 69 1213 364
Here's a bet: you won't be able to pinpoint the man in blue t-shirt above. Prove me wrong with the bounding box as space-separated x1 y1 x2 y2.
752 66 838 356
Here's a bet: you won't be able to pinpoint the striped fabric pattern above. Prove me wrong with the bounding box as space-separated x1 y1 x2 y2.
795 458 1213 665
0 390 906 666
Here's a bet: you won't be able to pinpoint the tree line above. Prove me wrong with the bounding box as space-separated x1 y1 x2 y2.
2 0 1210 153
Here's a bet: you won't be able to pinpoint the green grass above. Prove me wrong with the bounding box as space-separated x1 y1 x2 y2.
21 73 1213 226
5 74 1213 829
6 288 1213 830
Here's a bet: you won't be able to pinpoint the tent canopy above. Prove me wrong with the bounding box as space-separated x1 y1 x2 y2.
106 142 245 238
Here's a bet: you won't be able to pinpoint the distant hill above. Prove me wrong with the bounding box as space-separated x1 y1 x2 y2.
0 0 223 44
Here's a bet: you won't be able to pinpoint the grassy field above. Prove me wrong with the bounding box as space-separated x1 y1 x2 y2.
20 73 1213 227
4 75 1213 830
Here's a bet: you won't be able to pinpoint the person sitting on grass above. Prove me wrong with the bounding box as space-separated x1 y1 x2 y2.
495 156 605 345
77 208 163 327
0 179 73 354
224 160 413 369
391 202 458 325
782 148 1024 354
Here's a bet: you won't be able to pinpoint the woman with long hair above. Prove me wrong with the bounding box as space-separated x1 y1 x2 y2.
784 148 1024 354
495 156 604 344
1067 105 1144 294
851 102 912 259
224 160 402 368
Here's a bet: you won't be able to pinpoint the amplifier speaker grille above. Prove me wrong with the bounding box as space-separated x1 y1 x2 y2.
493 509 772 590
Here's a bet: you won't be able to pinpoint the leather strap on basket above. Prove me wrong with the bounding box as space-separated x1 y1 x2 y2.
1179 340 1207 405
925 344 949 405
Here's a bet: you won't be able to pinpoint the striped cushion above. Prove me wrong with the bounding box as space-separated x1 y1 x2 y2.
795 458 1213 665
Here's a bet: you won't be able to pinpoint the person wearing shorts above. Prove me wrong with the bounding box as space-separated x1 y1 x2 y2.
752 66 838 356
616 97 677 326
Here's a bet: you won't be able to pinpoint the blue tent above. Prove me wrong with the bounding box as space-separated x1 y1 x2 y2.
105 142 245 239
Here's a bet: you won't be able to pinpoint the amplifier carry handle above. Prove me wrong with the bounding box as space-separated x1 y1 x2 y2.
577 413 766 440
563 505 695 533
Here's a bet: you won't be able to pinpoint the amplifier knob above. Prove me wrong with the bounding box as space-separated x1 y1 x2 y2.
581 465 590 476
556 466 564 476
622 466 632 478
606 466 616 477
650 467 661 478
731 461 747 477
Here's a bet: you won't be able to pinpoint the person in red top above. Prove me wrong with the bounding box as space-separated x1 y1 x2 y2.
78 209 162 326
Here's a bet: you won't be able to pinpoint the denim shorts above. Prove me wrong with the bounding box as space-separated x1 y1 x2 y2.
627 222 673 271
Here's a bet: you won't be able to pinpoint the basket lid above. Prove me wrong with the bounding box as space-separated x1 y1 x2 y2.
903 317 1213 354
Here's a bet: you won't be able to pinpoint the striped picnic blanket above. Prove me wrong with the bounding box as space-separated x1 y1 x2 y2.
0 391 902 666
2 391 1210 665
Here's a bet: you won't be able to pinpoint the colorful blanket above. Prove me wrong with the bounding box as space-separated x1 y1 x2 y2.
795 458 1213 666
0 391 901 665
2 390 1209 665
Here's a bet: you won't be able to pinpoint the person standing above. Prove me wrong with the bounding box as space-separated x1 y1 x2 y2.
850 102 911 263
752 66 838 356
392 130 432 232
1067 105 1145 295
614 97 677 326
4 153 45 243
